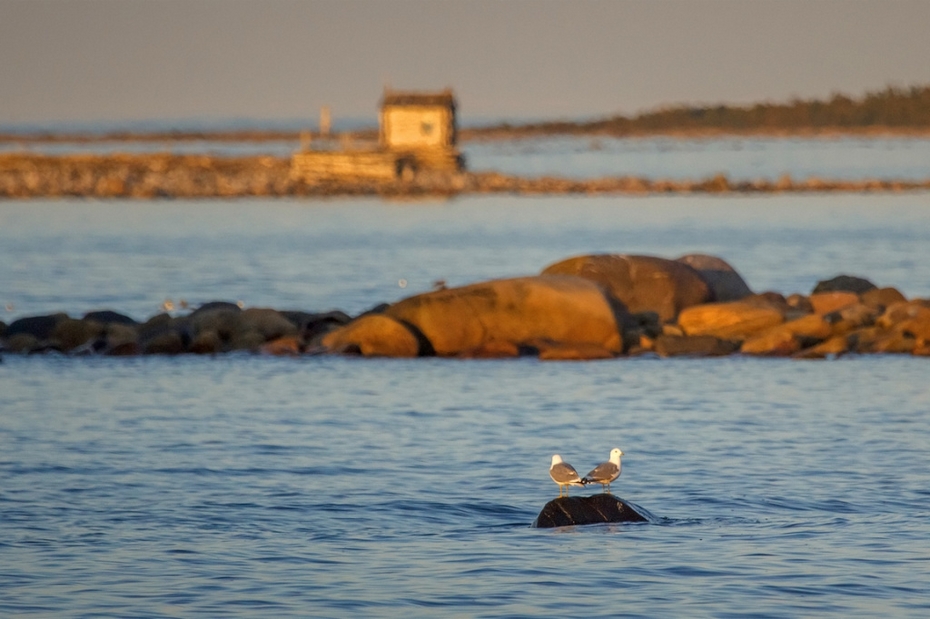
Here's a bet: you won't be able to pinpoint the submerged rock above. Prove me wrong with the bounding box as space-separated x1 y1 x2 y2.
534 494 649 528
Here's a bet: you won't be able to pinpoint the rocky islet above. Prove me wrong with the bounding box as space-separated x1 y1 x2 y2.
3 253 929 360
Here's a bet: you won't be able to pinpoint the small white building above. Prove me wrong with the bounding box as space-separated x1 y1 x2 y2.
292 88 464 182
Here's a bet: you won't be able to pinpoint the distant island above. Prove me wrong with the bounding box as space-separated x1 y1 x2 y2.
465 84 930 139
2 84 929 144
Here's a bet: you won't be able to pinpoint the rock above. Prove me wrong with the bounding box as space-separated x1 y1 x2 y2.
239 308 299 341
321 314 422 357
190 307 241 342
3 333 40 353
812 275 877 295
456 340 523 359
860 287 907 311
189 330 222 354
740 313 832 356
190 301 242 316
824 303 879 335
848 326 916 354
143 330 187 355
794 334 850 359
676 253 753 301
260 335 303 356
654 334 740 357
893 303 930 341
534 494 649 528
875 299 930 329
4 313 69 340
82 310 138 326
383 275 625 356
281 310 351 341
786 293 814 314
541 254 711 322
51 318 105 352
809 291 859 315
535 340 616 361
104 323 139 353
677 300 785 341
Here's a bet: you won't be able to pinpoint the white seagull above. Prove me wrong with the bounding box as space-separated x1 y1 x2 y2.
583 447 624 493
549 454 584 497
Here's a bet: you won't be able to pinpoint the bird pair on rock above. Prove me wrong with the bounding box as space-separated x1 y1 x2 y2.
549 448 623 497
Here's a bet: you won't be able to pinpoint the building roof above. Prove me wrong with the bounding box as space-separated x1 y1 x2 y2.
381 89 456 109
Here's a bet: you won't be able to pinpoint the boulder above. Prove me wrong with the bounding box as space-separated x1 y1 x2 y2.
260 335 303 356
860 287 907 311
794 334 850 359
541 254 710 322
891 303 930 342
4 313 69 340
654 334 740 357
239 308 299 341
82 310 138 326
848 326 916 355
3 333 40 353
281 310 351 341
383 275 625 357
321 314 421 357
876 300 930 330
786 293 814 314
190 301 242 316
142 330 187 355
676 253 753 301
51 318 105 352
740 313 832 356
676 300 784 341
534 494 649 528
809 291 859 315
812 275 877 295
823 303 879 335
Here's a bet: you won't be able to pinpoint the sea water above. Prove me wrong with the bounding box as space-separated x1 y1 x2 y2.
2 193 930 617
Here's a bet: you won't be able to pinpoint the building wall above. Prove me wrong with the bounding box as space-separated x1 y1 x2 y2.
291 151 398 181
382 106 452 149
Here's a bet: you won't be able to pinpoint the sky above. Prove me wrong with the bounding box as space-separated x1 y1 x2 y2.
2 0 929 128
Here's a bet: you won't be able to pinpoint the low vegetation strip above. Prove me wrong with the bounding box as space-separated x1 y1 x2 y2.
1 153 928 199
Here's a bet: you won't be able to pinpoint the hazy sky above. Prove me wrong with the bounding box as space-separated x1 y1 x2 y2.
2 0 929 126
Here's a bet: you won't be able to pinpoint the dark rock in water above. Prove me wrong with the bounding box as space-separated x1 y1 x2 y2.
281 310 352 340
83 310 138 326
5 313 69 340
534 494 648 528
812 275 877 295
190 301 242 317
676 253 754 302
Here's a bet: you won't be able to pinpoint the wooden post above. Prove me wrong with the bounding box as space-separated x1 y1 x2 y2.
320 106 331 138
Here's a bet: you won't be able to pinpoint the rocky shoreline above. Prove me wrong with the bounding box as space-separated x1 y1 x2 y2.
3 253 928 360
2 153 929 199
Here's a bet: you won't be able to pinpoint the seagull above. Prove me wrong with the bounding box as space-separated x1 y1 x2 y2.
583 447 624 493
549 454 584 498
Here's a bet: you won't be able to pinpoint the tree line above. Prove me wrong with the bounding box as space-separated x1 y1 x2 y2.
473 85 930 137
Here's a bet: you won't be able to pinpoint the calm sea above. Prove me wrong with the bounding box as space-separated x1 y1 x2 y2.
2 190 930 617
